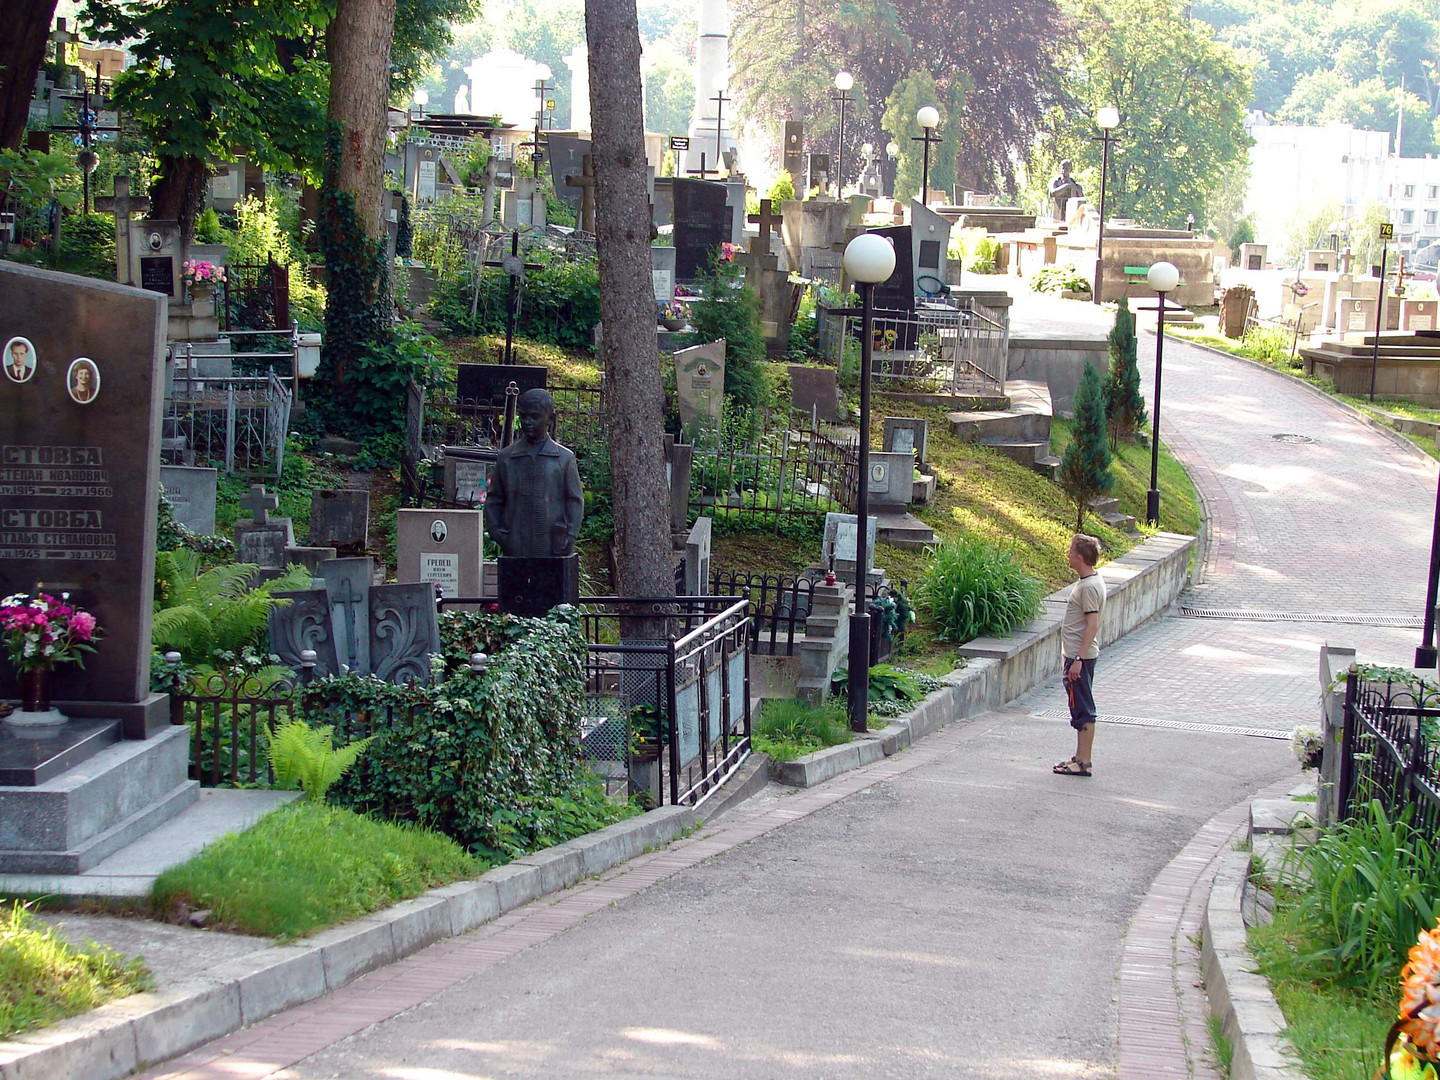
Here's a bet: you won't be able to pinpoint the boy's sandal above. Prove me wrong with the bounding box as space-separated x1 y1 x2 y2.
1052 757 1091 777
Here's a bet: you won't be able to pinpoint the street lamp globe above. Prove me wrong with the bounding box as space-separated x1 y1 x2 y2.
1096 105 1120 131
861 142 873 156
413 88 430 108
1148 261 1180 293
885 141 899 159
843 233 896 284
835 70 854 92
916 105 939 130
712 72 728 93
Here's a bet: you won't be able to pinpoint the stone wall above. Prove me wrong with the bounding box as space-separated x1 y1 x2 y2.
1007 337 1111 415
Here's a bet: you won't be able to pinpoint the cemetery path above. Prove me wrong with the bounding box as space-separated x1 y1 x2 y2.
136 330 1437 1080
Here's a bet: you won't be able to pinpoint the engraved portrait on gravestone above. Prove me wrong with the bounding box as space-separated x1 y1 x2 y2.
67 357 100 403
1049 160 1084 222
483 388 584 558
4 336 35 383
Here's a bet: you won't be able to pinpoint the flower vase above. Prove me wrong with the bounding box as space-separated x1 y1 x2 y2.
8 667 66 728
190 283 216 318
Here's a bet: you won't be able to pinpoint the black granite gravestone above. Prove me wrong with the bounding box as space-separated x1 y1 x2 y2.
547 135 591 208
869 225 918 349
783 121 805 180
0 261 168 737
673 179 729 282
456 363 548 407
498 555 580 617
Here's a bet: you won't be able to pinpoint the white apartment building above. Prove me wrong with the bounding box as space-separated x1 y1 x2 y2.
1386 156 1440 266
1243 116 1391 256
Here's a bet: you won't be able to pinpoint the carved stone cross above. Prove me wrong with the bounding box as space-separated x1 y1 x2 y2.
564 153 597 234
240 483 279 524
94 175 150 286
747 198 782 255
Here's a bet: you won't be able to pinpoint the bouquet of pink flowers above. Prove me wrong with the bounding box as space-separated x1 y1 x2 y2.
181 260 227 288
0 593 100 673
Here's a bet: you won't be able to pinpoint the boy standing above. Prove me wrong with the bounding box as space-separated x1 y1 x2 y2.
1054 534 1105 777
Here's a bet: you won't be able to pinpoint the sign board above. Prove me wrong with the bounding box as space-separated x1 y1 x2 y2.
669 136 690 151
545 99 556 111
1379 223 1395 240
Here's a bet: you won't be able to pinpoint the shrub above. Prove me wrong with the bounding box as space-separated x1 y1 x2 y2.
151 549 309 669
947 227 1002 274
918 535 1044 642
1029 264 1092 295
1280 800 1440 993
770 170 796 204
315 609 623 862
682 248 766 405
1059 362 1114 530
1103 304 1147 447
269 719 373 802
830 664 943 716
1242 325 1295 366
430 250 601 350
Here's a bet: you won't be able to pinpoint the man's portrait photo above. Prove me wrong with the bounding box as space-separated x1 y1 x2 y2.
67 357 100 404
4 336 35 383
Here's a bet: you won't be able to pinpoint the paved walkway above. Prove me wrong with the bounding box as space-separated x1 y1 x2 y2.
136 328 1437 1079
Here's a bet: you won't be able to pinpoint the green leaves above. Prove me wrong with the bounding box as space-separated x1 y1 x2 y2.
1059 361 1114 531
917 536 1045 643
269 720 374 803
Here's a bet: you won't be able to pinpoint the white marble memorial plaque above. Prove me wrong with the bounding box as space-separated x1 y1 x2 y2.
834 522 857 562
1348 311 1368 331
653 269 673 304
1414 316 1434 331
892 428 915 455
420 552 460 598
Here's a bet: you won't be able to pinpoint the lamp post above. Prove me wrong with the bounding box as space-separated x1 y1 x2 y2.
885 140 899 197
840 232 897 733
913 106 940 205
833 71 855 198
1145 261 1180 527
1092 106 1118 304
710 74 730 179
411 87 429 123
1418 474 1440 669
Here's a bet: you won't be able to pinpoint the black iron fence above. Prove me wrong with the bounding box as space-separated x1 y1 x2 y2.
224 255 290 331
689 411 857 533
1338 669 1440 834
170 668 302 787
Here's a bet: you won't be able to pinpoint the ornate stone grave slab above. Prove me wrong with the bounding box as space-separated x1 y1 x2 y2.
130 219 183 300
369 583 441 684
0 260 169 737
309 488 369 552
321 557 373 674
397 508 485 600
159 465 217 535
268 588 341 677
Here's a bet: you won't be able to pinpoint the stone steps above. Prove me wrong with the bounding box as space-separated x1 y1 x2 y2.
1088 495 1136 532
982 439 1051 469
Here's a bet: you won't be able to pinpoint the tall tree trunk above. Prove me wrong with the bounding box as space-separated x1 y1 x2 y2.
585 0 673 601
150 155 209 241
326 0 396 239
0 0 59 151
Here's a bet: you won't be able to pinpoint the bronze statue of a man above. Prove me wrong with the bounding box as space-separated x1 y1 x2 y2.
484 388 584 558
1049 160 1085 222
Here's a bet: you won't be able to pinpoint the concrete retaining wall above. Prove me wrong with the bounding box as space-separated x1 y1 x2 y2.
1008 337 1111 415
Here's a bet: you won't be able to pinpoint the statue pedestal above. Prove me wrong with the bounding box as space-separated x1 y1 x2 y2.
498 555 580 617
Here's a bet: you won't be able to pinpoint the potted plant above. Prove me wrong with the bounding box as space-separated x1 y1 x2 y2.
1 593 100 726
628 702 666 760
659 298 687 332
181 259 227 314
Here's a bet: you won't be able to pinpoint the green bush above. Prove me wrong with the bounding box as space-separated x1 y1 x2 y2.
1029 264 1092 295
770 170 796 204
830 664 943 716
1242 325 1296 366
1058 362 1114 530
1279 800 1440 993
431 250 601 350
54 212 116 279
681 249 766 405
314 609 628 862
917 535 1045 642
947 227 1002 274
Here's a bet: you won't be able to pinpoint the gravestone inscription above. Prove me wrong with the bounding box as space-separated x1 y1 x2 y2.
233 484 294 570
159 465 218 535
397 508 484 599
674 339 726 429
0 261 168 736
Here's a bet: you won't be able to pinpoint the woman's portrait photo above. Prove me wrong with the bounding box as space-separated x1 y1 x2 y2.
67 357 100 404
4 337 36 383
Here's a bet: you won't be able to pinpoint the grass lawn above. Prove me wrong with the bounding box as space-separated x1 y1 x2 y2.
0 902 151 1039
151 802 482 942
1249 903 1393 1080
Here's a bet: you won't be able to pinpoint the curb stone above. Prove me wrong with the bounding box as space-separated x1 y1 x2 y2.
0 804 698 1080
1202 849 1307 1080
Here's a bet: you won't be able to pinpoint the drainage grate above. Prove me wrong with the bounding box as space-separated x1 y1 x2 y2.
1178 606 1423 628
1031 709 1293 740
1271 433 1316 443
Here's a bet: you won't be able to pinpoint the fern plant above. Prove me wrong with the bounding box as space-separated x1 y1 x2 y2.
268 720 373 803
152 549 309 669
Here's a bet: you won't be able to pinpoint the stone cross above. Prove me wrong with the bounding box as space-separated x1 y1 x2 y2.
240 483 279 524
748 198 782 254
564 153 597 234
95 175 150 286
330 575 366 671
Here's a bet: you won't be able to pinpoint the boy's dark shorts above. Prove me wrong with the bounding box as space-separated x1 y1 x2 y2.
1064 656 1097 730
